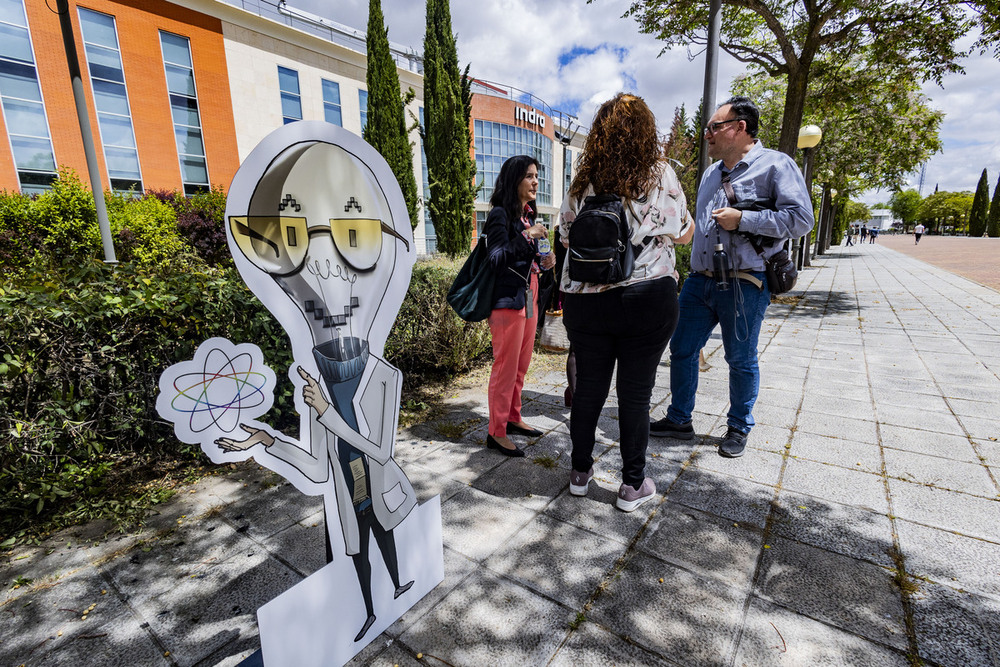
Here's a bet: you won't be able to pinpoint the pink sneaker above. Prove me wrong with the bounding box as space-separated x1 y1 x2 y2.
569 467 593 496
616 477 655 512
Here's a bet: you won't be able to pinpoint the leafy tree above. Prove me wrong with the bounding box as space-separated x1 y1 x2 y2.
731 61 942 195
889 189 923 232
969 168 990 237
363 0 419 229
917 191 974 234
620 0 998 155
423 0 477 256
841 199 871 226
664 104 699 206
989 173 1000 238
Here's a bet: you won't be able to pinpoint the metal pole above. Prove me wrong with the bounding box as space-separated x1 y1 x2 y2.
696 0 723 185
56 0 116 264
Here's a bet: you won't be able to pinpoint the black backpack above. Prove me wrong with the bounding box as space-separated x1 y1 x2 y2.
567 194 636 284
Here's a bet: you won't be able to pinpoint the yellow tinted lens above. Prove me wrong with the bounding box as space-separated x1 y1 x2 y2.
229 216 308 275
330 218 383 271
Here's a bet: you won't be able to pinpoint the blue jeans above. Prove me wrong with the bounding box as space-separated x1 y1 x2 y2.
666 272 770 434
564 277 678 487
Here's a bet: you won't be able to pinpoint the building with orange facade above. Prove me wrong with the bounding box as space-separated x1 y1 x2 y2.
0 0 584 254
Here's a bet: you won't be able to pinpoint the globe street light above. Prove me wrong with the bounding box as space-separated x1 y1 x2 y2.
795 124 823 269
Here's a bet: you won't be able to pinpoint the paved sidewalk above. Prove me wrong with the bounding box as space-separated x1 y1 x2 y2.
3 243 1000 666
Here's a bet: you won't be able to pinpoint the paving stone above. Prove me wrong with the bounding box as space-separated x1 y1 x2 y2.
754 537 908 650
543 477 656 548
439 486 537 562
910 581 1000 667
796 411 880 444
397 569 571 666
734 596 911 666
880 424 980 462
399 460 469 505
260 513 327 577
132 551 300 667
883 448 997 496
800 393 872 420
216 480 323 542
550 620 682 666
781 457 889 513
689 445 784 486
770 490 895 567
895 519 1000 600
788 431 882 474
406 437 504 485
384 546 478 639
587 552 745 666
485 514 621 609
472 455 570 511
958 414 1000 442
0 569 165 667
637 501 763 591
875 404 966 436
888 478 1000 542
666 468 775 529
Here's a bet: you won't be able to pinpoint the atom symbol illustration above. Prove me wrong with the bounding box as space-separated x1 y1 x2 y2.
170 347 269 434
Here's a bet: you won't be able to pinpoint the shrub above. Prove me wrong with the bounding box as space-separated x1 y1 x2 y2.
169 186 230 265
0 256 294 537
106 192 189 266
385 256 491 386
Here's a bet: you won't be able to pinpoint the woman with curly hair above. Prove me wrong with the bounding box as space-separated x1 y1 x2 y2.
558 93 694 511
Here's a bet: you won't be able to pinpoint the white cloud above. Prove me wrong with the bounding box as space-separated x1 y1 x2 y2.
292 0 1000 197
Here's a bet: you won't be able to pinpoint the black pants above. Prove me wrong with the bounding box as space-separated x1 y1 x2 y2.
352 506 401 617
564 277 679 487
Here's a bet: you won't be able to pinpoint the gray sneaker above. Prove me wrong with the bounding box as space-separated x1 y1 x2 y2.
649 416 695 440
719 428 748 458
616 477 655 512
569 467 594 496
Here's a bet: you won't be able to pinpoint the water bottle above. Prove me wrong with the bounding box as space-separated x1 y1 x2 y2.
713 243 730 291
537 236 551 256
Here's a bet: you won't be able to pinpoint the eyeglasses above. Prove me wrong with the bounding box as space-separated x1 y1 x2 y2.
704 119 740 136
229 216 408 276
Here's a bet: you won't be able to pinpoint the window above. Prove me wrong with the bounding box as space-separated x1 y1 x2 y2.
563 146 573 196
0 0 57 193
321 79 342 126
358 89 368 130
160 31 208 196
473 120 553 205
78 7 141 193
278 66 301 124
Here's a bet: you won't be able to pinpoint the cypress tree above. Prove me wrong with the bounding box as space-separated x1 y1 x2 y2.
363 0 419 229
988 173 1000 238
968 168 990 237
423 0 477 256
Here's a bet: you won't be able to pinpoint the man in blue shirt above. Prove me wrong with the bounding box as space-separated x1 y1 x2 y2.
651 96 814 457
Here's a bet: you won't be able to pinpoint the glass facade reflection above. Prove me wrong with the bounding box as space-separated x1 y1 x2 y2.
78 7 142 193
473 120 552 206
160 31 208 196
0 0 56 193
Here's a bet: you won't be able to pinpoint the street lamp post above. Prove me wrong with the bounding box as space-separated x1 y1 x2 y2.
796 125 822 269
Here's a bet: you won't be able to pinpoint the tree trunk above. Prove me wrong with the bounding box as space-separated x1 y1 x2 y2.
777 66 809 157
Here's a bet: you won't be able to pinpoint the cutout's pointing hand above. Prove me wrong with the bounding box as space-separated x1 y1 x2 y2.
297 366 330 416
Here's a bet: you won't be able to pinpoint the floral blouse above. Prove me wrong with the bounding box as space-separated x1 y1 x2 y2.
558 164 693 293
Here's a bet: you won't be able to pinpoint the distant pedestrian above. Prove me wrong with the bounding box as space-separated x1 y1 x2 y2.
914 223 925 244
869 227 878 243
844 227 854 246
860 225 868 243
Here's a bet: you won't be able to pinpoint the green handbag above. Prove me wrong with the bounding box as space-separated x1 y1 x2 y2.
447 237 495 322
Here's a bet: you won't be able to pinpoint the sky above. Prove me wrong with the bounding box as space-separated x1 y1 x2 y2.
291 0 1000 204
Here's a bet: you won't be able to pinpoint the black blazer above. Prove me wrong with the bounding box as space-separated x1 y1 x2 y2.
483 206 538 311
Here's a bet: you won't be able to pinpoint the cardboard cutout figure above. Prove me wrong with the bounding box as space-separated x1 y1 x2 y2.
156 122 443 666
